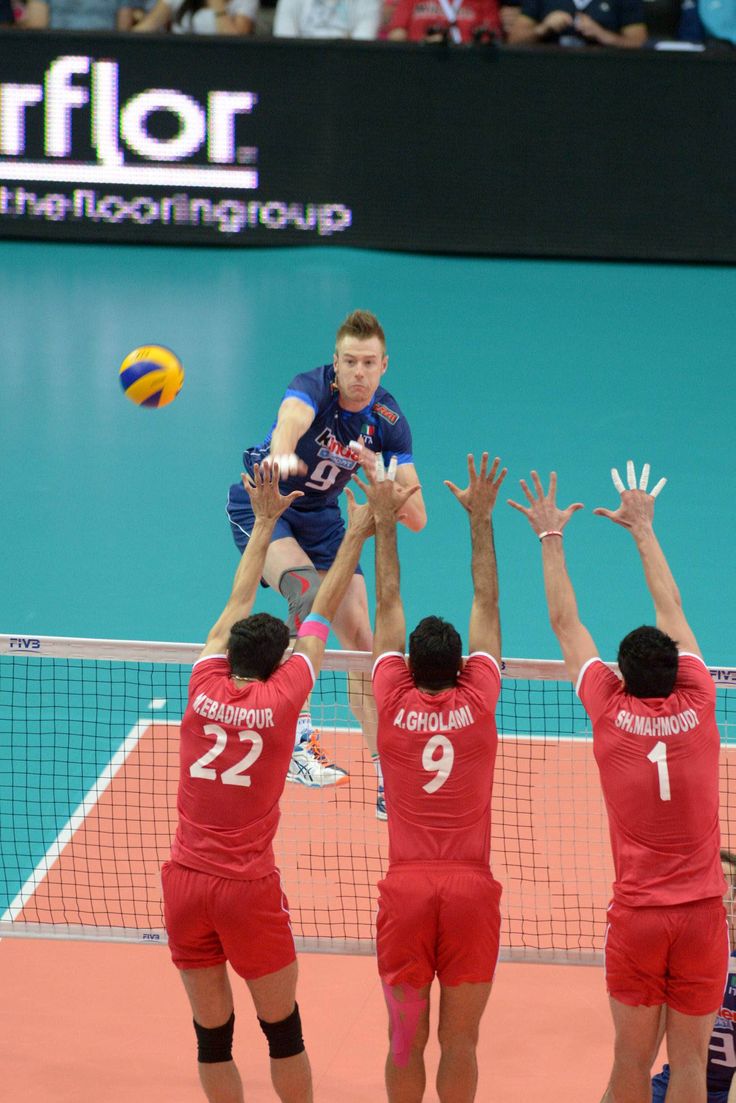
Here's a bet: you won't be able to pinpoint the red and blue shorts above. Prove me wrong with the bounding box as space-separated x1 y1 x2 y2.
604 896 728 1015
377 862 502 989
162 861 296 980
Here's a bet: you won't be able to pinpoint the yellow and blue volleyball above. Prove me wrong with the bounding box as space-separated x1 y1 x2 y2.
119 345 184 408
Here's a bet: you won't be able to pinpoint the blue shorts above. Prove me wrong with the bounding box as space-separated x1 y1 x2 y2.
651 1065 729 1103
226 480 363 575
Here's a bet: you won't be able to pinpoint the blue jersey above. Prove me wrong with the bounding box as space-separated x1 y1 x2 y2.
243 365 414 511
652 951 736 1100
708 954 736 1092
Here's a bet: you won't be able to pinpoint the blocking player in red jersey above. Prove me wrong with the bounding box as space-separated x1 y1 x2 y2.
508 460 728 1103
362 452 506 1103
163 460 401 1103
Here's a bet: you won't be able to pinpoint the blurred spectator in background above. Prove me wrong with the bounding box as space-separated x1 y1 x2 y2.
499 0 520 32
508 0 645 44
640 0 704 41
386 0 501 41
133 0 256 31
273 0 380 36
378 0 399 32
18 0 130 25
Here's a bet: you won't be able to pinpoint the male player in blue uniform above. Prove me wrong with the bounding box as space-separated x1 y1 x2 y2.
651 850 736 1103
227 310 426 817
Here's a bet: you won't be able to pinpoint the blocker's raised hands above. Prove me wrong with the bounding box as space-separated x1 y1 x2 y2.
593 460 666 532
445 453 507 516
242 461 304 520
507 471 583 538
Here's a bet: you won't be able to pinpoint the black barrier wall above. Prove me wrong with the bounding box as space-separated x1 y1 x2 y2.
0 32 735 261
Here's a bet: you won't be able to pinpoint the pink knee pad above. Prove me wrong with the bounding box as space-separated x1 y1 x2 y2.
382 981 427 1068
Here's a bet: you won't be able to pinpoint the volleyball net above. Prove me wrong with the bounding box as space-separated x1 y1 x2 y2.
1 634 735 964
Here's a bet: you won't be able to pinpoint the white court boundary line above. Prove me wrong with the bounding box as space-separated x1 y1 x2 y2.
0 718 151 924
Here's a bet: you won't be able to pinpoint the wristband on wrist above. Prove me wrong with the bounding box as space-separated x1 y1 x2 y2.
297 614 331 642
538 530 563 541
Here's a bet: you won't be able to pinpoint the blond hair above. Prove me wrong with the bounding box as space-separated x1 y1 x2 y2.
335 310 386 352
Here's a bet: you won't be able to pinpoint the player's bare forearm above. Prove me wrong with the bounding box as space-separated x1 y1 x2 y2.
204 518 276 648
397 491 427 532
395 466 427 532
593 463 696 650
225 518 274 607
374 517 406 655
631 525 682 612
269 398 315 454
541 538 597 681
470 514 500 607
311 531 367 624
468 513 501 658
542 538 581 634
631 526 700 653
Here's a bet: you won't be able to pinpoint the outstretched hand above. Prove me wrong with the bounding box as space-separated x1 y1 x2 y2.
507 470 583 536
241 460 304 520
348 439 379 480
593 460 666 532
344 485 376 539
445 453 507 515
351 461 422 524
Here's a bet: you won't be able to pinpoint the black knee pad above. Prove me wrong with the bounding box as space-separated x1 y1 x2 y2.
257 1002 305 1059
193 1011 235 1064
278 567 320 636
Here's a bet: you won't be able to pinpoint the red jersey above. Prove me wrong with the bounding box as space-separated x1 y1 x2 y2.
387 0 501 41
578 653 725 907
171 652 314 880
372 652 501 865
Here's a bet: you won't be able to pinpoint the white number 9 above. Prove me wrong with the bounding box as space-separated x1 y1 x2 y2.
422 733 455 793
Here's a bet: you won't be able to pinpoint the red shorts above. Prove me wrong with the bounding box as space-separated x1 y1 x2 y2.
162 861 296 980
604 896 728 1015
376 862 502 988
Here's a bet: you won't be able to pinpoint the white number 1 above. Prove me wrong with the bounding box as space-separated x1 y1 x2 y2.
647 740 671 802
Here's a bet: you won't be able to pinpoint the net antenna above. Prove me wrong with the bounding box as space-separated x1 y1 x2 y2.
2 635 735 964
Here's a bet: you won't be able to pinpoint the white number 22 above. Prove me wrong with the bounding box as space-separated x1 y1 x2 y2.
647 740 671 802
422 733 455 794
190 723 264 787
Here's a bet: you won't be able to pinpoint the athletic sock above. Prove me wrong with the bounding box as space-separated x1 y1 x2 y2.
371 753 383 786
295 711 312 750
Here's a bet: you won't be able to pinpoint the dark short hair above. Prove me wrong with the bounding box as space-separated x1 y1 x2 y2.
617 625 679 699
227 613 290 681
408 616 462 691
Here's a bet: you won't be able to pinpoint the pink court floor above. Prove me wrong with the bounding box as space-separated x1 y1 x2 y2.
0 935 654 1102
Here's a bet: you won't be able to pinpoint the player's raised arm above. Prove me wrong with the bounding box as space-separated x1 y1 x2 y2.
358 459 422 659
292 489 375 674
268 396 314 478
508 471 597 684
347 452 426 532
394 461 427 532
445 453 506 664
593 460 701 658
201 463 303 658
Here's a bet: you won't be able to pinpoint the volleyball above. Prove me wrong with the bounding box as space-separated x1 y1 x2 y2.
119 345 184 408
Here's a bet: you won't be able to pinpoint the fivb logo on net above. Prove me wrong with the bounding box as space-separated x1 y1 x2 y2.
0 54 258 189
